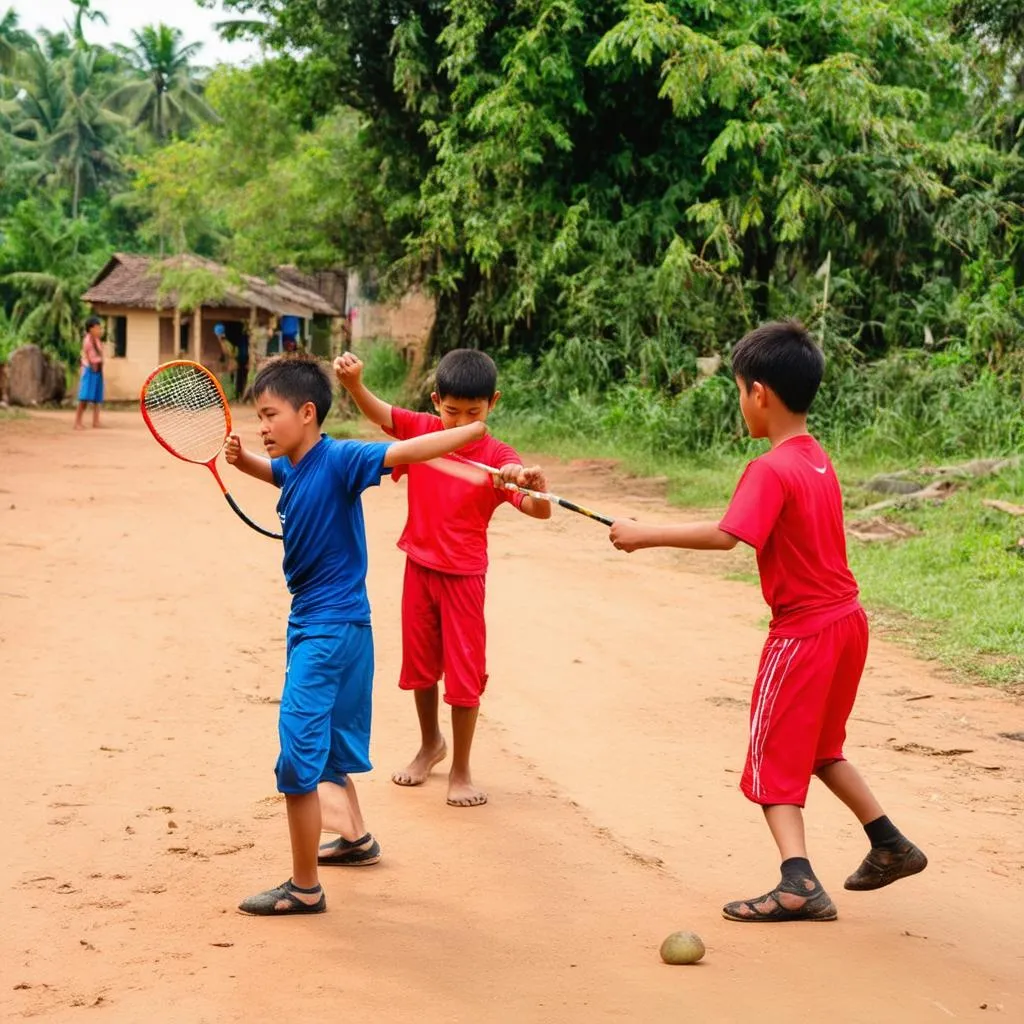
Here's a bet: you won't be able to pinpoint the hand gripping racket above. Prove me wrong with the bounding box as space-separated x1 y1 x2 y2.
448 455 614 526
140 360 283 540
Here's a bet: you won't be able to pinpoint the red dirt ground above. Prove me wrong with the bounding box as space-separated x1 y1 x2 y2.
1 407 1022 1023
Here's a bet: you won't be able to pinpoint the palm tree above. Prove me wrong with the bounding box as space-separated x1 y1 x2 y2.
69 1 108 48
37 28 74 61
0 7 33 72
51 48 126 215
3 45 126 216
108 24 217 141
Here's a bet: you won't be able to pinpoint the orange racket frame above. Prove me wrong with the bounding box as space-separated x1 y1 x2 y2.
139 360 282 540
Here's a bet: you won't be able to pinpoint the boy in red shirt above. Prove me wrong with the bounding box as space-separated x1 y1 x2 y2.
609 321 927 922
336 349 551 807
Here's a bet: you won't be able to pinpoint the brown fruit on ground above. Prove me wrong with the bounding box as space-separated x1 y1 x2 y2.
659 931 705 965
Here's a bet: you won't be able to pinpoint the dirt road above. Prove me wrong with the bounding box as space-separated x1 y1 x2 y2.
2 408 1022 1023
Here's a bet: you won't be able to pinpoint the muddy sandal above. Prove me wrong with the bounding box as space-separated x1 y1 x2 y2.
238 879 326 916
318 832 381 866
723 877 837 923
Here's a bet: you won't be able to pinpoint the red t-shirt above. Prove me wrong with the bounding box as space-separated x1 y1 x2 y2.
718 434 861 638
384 407 524 575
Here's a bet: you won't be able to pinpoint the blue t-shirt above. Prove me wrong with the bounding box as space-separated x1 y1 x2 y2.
280 315 300 337
271 436 392 625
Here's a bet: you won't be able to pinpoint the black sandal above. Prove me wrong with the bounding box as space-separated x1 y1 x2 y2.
318 832 381 866
723 877 837 923
238 879 326 916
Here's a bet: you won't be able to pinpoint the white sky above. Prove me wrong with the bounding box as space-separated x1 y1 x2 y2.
7 0 263 66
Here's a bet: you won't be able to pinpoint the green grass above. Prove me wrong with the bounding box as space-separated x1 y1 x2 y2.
496 410 1024 690
845 464 1024 688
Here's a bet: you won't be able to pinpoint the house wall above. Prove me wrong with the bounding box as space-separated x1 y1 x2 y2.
92 307 162 401
346 272 436 359
91 305 271 400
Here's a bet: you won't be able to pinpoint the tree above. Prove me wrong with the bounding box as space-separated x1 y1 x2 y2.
0 7 32 73
208 0 1020 376
3 44 126 216
0 195 104 357
108 24 216 141
952 1 1024 47
69 0 108 48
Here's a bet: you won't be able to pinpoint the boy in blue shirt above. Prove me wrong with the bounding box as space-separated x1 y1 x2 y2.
225 355 485 915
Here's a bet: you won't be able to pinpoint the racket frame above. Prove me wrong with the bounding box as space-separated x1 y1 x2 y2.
139 359 282 540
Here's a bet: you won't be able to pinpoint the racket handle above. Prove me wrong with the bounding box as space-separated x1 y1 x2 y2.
554 499 614 527
224 492 283 540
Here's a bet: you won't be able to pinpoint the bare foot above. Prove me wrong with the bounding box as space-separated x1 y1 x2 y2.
73 423 85 431
447 772 488 808
392 739 447 786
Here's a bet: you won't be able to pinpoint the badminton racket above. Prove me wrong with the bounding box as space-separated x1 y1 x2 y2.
139 360 282 540
445 455 614 526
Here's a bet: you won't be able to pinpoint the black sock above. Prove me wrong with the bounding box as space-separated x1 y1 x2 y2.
864 815 903 849
780 857 815 883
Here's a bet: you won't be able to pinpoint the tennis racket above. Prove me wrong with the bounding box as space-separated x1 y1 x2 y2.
447 455 614 526
140 360 282 540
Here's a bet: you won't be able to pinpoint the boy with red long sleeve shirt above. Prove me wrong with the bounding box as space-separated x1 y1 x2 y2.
610 321 927 922
336 348 551 808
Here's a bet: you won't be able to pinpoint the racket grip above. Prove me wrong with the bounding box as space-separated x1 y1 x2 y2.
224 492 283 540
557 499 614 526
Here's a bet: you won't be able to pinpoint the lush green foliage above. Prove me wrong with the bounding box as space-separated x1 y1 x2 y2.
0 7 214 357
209 0 1023 385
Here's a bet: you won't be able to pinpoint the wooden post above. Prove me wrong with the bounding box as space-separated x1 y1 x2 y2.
173 307 181 357
192 305 202 364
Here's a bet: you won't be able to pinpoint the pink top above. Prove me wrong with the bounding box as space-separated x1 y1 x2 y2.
81 333 103 372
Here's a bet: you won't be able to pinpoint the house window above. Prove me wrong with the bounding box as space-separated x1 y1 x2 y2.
111 316 127 358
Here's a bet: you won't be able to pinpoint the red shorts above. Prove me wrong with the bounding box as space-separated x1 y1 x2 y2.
741 608 869 807
399 559 488 708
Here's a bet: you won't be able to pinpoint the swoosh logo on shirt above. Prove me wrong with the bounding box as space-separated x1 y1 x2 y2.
812 465 828 474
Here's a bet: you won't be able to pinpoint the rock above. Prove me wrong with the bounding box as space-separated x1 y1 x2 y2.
864 474 923 495
847 517 922 543
6 345 67 406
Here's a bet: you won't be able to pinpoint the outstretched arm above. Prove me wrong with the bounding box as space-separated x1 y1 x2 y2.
224 433 275 485
384 421 486 468
609 520 738 552
334 352 394 431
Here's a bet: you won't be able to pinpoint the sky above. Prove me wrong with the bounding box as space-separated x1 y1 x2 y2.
7 0 263 66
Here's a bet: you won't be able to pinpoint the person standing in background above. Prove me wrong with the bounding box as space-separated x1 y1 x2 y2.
74 316 104 430
280 314 300 352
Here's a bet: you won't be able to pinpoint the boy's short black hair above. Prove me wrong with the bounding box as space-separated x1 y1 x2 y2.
731 320 824 414
435 348 498 401
85 315 102 330
253 354 333 425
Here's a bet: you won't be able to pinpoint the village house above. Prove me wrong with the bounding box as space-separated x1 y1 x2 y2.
81 253 344 401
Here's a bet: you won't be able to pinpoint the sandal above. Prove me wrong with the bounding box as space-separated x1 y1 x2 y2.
723 876 837 923
845 839 927 891
318 832 381 866
238 879 326 916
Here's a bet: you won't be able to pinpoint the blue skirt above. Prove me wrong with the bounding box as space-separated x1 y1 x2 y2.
78 367 104 403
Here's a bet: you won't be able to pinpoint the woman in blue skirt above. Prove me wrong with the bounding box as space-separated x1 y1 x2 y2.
74 316 105 430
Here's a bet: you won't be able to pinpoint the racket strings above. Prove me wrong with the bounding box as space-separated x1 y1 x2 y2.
142 363 228 464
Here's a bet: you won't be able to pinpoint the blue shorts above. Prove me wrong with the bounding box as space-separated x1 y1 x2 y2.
275 622 374 795
78 367 104 403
